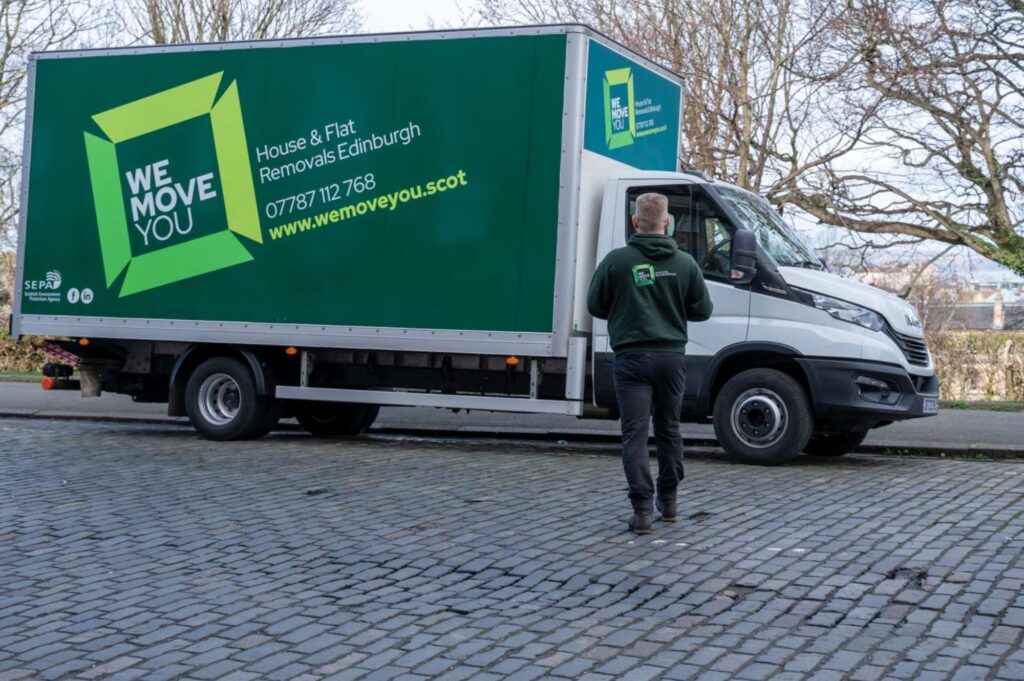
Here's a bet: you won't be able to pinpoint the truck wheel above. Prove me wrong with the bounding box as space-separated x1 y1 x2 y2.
295 402 380 436
185 357 270 441
805 431 868 457
713 368 813 465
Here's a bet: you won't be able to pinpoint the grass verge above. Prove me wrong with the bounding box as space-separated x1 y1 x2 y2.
941 400 1024 413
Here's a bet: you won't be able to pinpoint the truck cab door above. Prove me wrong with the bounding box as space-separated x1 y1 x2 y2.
591 181 751 411
688 187 752 360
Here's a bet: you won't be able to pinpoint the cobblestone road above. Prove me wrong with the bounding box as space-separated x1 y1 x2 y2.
2 418 1024 680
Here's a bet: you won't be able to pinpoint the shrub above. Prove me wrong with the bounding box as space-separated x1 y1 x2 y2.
0 329 51 373
927 331 1024 401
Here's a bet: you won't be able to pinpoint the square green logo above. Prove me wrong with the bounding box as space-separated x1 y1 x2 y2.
84 72 260 297
632 263 655 287
603 67 635 150
117 115 225 256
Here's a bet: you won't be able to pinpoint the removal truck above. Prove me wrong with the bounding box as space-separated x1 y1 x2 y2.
11 25 939 464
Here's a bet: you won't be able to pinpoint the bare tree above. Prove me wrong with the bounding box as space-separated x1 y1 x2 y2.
475 0 1024 276
472 1 883 243
0 251 13 317
474 0 864 192
118 0 362 45
779 0 1024 276
0 0 93 317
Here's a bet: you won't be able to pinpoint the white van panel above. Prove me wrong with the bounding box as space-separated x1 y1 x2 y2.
747 295 864 359
572 150 637 334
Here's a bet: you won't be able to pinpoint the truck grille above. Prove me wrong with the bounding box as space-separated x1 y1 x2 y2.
884 325 930 366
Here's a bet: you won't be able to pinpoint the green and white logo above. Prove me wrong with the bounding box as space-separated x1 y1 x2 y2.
603 67 635 150
84 72 260 297
632 263 655 287
585 41 680 170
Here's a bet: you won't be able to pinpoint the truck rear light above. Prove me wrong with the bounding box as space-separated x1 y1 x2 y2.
41 377 56 390
285 347 298 356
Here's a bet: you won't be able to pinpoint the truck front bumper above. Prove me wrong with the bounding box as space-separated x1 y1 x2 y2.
795 357 939 430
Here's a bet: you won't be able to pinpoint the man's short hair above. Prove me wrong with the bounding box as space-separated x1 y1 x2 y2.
635 193 669 233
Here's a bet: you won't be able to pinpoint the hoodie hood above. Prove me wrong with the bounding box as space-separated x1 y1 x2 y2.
629 233 678 260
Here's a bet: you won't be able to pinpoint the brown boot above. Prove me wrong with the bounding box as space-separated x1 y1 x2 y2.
628 512 653 535
656 496 678 522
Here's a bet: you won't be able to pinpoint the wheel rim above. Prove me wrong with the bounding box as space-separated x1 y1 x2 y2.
197 373 241 426
731 388 788 448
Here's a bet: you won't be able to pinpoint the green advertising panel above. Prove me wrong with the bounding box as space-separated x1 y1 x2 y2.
584 41 681 170
20 35 567 333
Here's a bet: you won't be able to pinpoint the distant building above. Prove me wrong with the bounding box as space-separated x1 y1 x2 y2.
927 298 1024 331
853 265 1023 330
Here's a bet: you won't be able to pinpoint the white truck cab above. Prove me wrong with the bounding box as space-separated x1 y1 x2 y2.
589 170 939 464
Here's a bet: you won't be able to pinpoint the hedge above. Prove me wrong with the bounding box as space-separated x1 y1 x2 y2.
0 329 50 373
927 330 1024 401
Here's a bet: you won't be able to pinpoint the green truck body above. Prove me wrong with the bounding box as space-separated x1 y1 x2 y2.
12 26 685 439
13 26 682 360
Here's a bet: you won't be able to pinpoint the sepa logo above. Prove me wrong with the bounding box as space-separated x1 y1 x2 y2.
24 270 62 291
84 72 261 297
603 67 635 150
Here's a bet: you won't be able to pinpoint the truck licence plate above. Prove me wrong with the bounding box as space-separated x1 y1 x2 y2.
922 397 939 414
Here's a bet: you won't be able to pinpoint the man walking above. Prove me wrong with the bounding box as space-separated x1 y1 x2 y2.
587 192 713 534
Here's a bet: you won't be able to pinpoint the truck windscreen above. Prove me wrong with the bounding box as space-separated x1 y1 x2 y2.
715 186 823 269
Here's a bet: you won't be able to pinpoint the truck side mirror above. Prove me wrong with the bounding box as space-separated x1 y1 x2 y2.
730 228 757 284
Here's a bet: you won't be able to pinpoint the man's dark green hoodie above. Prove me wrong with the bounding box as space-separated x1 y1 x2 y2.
587 233 713 353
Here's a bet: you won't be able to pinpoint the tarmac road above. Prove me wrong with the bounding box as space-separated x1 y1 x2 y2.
1 379 1022 452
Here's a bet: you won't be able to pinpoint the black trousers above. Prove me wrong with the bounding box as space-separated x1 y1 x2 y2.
612 351 687 513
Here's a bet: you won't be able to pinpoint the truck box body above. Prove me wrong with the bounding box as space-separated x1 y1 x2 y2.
13 26 683 360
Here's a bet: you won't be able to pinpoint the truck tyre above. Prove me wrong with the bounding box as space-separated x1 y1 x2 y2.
250 399 281 439
805 431 868 457
713 368 813 465
295 402 380 436
185 357 270 441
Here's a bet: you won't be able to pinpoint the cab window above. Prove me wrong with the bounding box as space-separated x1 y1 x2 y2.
626 185 736 280
625 185 695 256
696 192 732 279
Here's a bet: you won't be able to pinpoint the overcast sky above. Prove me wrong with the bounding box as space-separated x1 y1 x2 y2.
360 0 470 32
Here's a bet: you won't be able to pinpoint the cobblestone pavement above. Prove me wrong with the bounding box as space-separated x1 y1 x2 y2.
2 418 1024 681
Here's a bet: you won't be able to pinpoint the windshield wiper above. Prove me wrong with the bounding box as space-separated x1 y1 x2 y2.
793 259 826 270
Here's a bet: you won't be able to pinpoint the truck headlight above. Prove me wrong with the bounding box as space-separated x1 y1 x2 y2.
794 288 884 331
